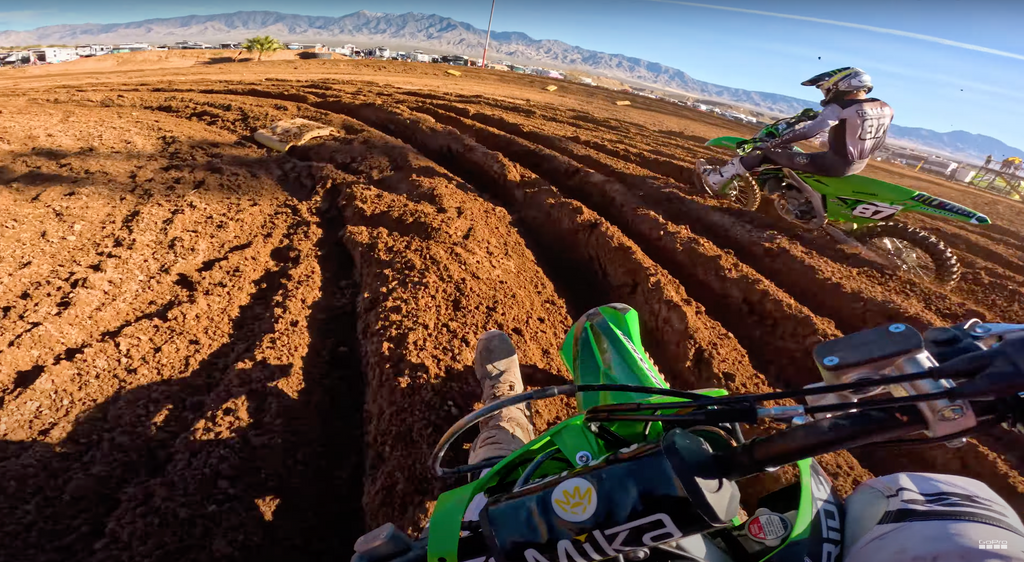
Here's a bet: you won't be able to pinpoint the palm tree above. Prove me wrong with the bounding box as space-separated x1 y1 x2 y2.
242 36 285 61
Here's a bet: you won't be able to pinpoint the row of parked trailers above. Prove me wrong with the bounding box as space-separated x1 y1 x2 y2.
0 41 254 66
1 43 154 66
0 47 79 66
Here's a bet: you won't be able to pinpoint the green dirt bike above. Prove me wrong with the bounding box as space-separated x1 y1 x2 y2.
352 304 1024 562
696 111 991 286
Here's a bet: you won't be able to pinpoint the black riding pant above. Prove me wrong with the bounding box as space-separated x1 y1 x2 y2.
739 149 866 177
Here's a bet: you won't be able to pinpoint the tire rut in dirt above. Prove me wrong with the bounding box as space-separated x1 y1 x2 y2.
102 86 579 532
315 98 819 382
408 101 996 329
249 187 369 561
912 215 1024 279
399 102 852 387
0 104 371 560
306 100 769 391
290 123 577 532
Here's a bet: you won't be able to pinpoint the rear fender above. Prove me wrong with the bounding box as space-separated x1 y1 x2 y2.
800 174 990 225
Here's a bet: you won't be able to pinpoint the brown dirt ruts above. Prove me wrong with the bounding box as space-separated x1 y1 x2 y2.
1 57 1022 559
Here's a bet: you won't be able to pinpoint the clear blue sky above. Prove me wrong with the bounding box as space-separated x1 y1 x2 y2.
3 0 1022 150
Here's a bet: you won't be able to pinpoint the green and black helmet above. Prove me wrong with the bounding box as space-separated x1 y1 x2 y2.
802 67 873 105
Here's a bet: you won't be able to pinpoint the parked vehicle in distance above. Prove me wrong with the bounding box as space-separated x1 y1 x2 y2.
441 54 469 66
29 47 78 64
76 44 113 57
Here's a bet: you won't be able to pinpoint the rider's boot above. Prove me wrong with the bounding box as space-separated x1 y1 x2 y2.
699 157 748 197
468 330 535 464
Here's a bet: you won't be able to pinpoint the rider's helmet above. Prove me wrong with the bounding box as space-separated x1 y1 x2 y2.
802 67 873 105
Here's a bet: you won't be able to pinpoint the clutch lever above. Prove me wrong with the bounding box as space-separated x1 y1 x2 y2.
964 320 1024 346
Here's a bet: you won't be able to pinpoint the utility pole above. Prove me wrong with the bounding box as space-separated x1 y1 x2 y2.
481 0 496 68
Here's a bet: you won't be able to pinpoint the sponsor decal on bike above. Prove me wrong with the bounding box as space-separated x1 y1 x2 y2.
979 540 1009 550
809 462 843 562
910 193 982 220
617 326 667 388
746 512 791 543
836 197 902 220
518 513 684 562
851 202 902 220
552 478 597 522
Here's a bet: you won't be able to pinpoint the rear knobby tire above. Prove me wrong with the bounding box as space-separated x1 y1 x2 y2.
851 222 961 286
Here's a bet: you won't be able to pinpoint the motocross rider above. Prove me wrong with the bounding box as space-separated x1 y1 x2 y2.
699 67 895 195
467 306 1024 562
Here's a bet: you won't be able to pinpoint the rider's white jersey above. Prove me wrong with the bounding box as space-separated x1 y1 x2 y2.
782 98 894 163
845 472 1024 562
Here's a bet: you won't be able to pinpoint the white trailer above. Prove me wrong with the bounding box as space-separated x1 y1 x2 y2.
173 40 212 50
29 48 78 64
76 44 112 57
116 43 152 52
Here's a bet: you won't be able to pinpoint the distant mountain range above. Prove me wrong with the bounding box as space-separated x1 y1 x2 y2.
2 10 1020 160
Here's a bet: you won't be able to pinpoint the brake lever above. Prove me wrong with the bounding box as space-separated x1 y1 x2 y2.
925 320 1024 364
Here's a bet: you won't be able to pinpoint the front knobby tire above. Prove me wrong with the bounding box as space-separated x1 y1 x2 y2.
727 174 762 211
852 222 961 286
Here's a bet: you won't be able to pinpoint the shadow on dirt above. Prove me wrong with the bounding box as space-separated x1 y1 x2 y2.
258 185 367 560
200 55 255 65
0 139 304 199
0 191 366 561
656 129 716 146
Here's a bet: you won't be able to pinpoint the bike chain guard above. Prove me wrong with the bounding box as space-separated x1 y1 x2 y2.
804 323 976 443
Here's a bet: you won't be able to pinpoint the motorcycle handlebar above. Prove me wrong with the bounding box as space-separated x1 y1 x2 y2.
715 405 926 480
357 322 1024 562
716 398 1009 481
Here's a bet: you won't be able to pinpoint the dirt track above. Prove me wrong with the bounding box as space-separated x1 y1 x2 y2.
1 52 1023 561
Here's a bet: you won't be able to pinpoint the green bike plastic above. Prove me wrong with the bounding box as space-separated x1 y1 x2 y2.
560 304 670 411
704 136 991 226
705 136 745 150
759 459 814 562
426 305 794 562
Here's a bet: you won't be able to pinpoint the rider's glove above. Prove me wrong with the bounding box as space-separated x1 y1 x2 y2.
798 108 820 121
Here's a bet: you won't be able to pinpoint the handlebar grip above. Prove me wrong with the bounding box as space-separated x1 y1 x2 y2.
352 524 426 562
716 405 926 480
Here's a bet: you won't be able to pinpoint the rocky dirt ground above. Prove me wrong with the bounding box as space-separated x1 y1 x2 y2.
1 52 1022 561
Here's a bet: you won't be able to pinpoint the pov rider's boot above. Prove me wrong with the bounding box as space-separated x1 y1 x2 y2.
468 330 536 465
